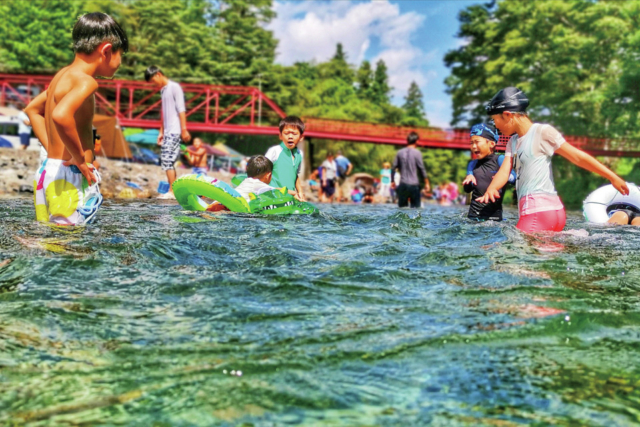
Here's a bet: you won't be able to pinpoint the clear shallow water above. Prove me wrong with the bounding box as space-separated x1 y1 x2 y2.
1 199 640 426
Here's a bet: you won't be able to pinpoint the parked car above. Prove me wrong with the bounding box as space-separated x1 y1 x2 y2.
1 85 40 103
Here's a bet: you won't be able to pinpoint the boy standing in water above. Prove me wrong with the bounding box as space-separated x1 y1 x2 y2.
265 116 306 201
25 12 128 225
478 87 628 233
463 123 516 221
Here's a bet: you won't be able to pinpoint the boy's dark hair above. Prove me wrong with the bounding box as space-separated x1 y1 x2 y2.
279 116 305 134
247 155 273 178
327 151 334 157
407 132 419 145
73 12 128 55
144 65 163 82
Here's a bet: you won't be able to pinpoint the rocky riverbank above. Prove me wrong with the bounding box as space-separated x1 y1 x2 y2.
0 148 317 201
0 148 235 199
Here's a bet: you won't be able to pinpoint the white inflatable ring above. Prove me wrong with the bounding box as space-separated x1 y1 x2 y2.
583 182 640 223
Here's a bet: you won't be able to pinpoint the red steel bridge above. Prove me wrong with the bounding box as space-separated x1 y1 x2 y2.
1 74 639 157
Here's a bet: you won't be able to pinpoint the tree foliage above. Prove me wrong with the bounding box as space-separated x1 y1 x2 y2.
445 0 640 138
445 0 640 207
0 0 80 73
402 81 427 127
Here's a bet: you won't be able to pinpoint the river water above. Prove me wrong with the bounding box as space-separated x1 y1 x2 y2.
1 198 639 425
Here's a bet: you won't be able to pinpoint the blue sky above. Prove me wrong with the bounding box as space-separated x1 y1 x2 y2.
268 0 484 128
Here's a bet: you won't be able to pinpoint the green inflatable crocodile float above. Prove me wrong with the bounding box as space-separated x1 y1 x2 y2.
173 174 318 215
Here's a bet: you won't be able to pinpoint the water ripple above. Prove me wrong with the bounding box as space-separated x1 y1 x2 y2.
0 199 639 425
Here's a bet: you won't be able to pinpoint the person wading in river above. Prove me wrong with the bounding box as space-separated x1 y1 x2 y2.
391 132 429 208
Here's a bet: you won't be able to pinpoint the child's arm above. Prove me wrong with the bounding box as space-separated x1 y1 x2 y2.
157 122 164 145
462 174 476 186
462 160 478 186
555 143 629 195
52 76 98 184
24 91 48 152
475 156 513 203
466 159 477 176
497 155 517 184
295 177 305 201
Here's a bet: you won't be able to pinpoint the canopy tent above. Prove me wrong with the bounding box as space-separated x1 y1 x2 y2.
213 143 245 159
93 114 132 159
351 172 376 190
126 128 159 145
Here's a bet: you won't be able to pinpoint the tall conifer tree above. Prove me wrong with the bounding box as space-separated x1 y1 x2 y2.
371 59 391 104
403 81 425 120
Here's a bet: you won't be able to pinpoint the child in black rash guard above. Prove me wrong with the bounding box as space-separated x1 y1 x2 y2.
462 123 516 221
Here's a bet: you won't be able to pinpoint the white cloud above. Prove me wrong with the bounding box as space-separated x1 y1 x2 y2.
424 99 451 128
269 1 432 100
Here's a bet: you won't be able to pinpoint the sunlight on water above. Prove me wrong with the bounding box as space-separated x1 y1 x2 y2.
1 199 639 425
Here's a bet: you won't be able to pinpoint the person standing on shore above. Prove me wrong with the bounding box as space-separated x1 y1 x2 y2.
144 66 191 199
334 150 353 202
320 151 338 203
391 132 429 208
18 109 32 150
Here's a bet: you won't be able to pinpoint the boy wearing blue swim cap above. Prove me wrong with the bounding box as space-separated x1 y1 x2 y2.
463 123 515 221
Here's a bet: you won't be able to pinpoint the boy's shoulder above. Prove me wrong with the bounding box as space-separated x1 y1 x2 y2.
53 67 98 95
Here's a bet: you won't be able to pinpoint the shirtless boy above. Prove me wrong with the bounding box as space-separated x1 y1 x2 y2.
187 138 209 175
25 13 128 225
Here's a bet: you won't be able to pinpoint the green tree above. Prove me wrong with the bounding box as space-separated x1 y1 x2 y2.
402 81 428 127
371 59 391 104
444 0 635 137
209 0 277 86
403 81 425 118
0 0 82 73
0 0 277 86
333 43 347 62
356 60 373 95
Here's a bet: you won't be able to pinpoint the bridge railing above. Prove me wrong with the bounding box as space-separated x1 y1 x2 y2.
1 74 640 156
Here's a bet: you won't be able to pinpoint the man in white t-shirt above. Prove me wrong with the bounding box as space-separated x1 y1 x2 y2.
320 151 338 203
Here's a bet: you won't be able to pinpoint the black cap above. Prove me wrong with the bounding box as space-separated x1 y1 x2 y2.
486 87 529 116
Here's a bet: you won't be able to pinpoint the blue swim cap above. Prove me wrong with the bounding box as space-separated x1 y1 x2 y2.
470 123 499 142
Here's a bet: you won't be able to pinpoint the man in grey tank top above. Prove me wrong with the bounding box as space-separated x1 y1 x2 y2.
391 132 429 208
